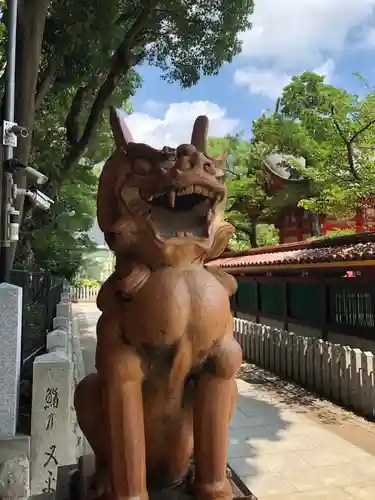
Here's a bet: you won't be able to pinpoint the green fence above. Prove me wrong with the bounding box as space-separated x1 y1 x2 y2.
233 277 375 337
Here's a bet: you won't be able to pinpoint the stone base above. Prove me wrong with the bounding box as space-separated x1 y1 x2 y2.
0 434 30 500
55 456 257 500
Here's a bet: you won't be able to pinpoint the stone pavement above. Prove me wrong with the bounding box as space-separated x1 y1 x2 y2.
74 303 375 499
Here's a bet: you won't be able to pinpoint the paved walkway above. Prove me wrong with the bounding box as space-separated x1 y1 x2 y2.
74 303 375 499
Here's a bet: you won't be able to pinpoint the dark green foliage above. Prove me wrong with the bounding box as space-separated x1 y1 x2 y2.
1 0 255 277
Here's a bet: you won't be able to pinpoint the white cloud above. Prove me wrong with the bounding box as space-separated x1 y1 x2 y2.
234 59 335 99
233 0 375 99
312 59 335 82
360 26 375 48
240 0 375 67
125 101 238 148
234 68 292 99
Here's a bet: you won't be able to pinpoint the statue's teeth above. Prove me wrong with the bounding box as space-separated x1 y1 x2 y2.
185 185 194 195
212 194 221 210
168 190 176 208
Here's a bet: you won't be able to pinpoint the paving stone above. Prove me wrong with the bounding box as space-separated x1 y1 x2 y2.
344 482 375 498
243 472 297 497
282 463 371 492
267 487 354 499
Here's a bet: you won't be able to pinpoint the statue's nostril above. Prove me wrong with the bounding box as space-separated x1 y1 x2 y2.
176 144 196 157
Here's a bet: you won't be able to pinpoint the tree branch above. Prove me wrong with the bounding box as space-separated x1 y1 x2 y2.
223 166 242 178
231 223 253 236
65 85 90 145
63 5 152 172
233 222 258 247
350 119 375 143
35 60 57 111
330 105 360 182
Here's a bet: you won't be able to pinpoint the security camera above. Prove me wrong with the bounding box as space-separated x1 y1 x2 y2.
24 165 48 185
28 189 54 211
5 158 48 185
9 124 30 138
2 121 30 147
15 187 54 211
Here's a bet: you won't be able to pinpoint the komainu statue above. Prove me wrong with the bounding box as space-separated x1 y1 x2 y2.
74 107 242 500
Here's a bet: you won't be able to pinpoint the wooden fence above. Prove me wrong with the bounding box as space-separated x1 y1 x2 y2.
69 286 100 302
234 318 375 419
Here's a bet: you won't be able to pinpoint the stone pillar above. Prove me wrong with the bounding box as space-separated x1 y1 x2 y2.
60 292 70 302
0 283 22 437
46 329 68 354
30 351 75 495
56 302 72 320
53 316 69 331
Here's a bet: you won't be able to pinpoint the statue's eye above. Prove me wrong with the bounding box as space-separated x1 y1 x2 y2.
132 158 151 175
203 162 216 175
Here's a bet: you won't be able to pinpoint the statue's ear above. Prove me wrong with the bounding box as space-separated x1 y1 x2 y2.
109 106 134 149
212 153 227 166
191 115 209 152
206 222 235 261
210 153 226 178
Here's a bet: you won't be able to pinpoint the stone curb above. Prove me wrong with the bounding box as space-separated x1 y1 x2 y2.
71 315 86 383
70 312 92 457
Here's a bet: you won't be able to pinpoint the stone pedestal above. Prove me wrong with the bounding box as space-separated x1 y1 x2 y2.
30 351 75 496
0 283 22 437
55 458 258 500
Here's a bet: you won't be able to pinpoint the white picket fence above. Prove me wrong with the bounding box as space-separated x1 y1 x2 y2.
234 318 375 418
69 285 100 302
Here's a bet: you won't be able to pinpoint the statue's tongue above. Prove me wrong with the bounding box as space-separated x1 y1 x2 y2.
150 203 208 238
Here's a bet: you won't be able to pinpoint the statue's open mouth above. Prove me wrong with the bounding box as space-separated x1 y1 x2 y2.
140 185 222 240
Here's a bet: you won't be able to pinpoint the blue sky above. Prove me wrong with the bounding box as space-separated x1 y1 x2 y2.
126 0 375 149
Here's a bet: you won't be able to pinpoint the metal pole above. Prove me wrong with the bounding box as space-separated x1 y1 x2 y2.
5 0 17 154
0 0 18 282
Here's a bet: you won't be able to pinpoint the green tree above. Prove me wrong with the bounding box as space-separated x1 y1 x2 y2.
2 0 255 273
252 72 375 221
14 0 253 170
208 136 281 249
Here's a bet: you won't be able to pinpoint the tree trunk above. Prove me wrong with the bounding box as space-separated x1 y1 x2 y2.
308 213 321 237
8 0 50 270
249 223 258 248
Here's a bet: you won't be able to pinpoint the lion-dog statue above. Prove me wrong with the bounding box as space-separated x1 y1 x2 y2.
74 107 242 500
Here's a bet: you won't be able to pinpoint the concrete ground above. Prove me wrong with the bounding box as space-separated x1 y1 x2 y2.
74 303 375 499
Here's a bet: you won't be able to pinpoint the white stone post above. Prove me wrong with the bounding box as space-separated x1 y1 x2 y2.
0 283 23 437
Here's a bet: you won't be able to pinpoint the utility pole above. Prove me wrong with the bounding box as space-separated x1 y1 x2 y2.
0 2 52 283
0 0 19 282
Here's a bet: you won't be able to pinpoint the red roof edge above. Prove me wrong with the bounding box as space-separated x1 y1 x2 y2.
208 231 375 263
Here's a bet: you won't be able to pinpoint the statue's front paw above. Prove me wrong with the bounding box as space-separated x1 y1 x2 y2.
87 469 111 499
98 494 149 500
194 479 233 500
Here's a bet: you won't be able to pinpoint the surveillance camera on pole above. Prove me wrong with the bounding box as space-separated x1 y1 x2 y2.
20 189 54 211
23 165 48 185
2 120 30 147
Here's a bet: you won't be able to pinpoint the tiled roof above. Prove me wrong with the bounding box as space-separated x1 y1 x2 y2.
210 234 375 270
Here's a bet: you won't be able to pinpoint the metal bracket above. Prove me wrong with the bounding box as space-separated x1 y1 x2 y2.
2 120 18 147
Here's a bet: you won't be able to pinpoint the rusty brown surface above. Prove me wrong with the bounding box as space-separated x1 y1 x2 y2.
74 108 242 500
